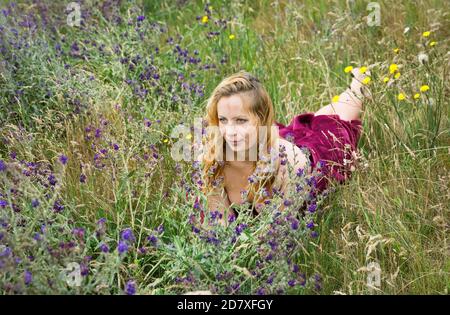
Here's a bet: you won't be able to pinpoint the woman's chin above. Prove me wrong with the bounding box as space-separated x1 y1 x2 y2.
225 142 244 152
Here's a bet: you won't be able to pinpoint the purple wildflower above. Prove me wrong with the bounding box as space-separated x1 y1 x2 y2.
0 200 7 208
72 227 85 239
100 243 109 253
288 279 296 287
137 15 145 22
53 200 64 213
121 228 135 243
117 241 128 255
59 154 68 165
156 224 164 234
147 235 158 247
308 202 317 213
235 223 248 236
48 174 57 186
31 199 40 208
125 280 137 295
80 263 89 276
24 270 32 285
33 233 41 241
0 160 6 172
291 219 299 230
256 287 266 295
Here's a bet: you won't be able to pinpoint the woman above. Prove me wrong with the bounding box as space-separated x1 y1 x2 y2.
197 67 371 226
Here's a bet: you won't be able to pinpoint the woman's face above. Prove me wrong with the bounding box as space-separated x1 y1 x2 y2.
217 94 259 157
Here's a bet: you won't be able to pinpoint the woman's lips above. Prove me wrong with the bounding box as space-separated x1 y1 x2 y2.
228 139 242 145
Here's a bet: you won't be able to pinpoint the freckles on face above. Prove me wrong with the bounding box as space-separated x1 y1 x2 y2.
217 94 258 151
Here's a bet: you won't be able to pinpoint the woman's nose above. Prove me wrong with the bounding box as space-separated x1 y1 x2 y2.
225 124 238 136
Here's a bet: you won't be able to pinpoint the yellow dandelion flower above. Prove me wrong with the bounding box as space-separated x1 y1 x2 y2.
229 34 235 40
413 93 420 99
397 93 406 101
163 138 169 143
420 85 429 92
389 63 398 74
186 134 192 140
394 72 401 79
362 77 371 85
344 66 353 73
422 31 431 37
429 41 437 46
202 15 209 24
383 77 390 83
393 48 400 54
359 66 367 74
332 95 340 103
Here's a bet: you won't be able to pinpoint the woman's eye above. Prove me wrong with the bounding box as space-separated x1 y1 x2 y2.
219 118 226 123
237 119 247 124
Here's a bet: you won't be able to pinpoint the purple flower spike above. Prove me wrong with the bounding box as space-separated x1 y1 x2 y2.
100 243 109 253
0 160 6 172
31 199 40 208
59 154 68 165
121 228 135 243
291 219 299 230
24 270 32 285
308 202 317 213
118 241 128 255
125 280 137 295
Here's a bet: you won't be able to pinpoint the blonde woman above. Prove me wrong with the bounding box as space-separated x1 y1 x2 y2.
197 68 371 226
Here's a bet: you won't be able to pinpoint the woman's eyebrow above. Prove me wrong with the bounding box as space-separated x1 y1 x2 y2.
218 115 248 119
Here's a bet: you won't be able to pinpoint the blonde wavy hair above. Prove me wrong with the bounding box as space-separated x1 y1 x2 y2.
200 70 281 210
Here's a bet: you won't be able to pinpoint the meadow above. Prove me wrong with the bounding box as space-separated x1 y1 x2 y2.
0 0 449 294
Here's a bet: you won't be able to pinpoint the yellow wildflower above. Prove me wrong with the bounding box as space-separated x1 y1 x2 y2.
422 31 431 37
429 41 437 46
332 95 340 103
359 66 367 74
383 77 389 83
229 34 235 40
163 138 169 143
393 48 400 54
413 93 420 99
344 66 353 73
202 15 208 24
389 63 398 74
362 77 371 85
420 85 429 92
394 72 401 79
398 93 406 101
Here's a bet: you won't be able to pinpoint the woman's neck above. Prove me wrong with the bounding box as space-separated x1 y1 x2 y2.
225 160 255 169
